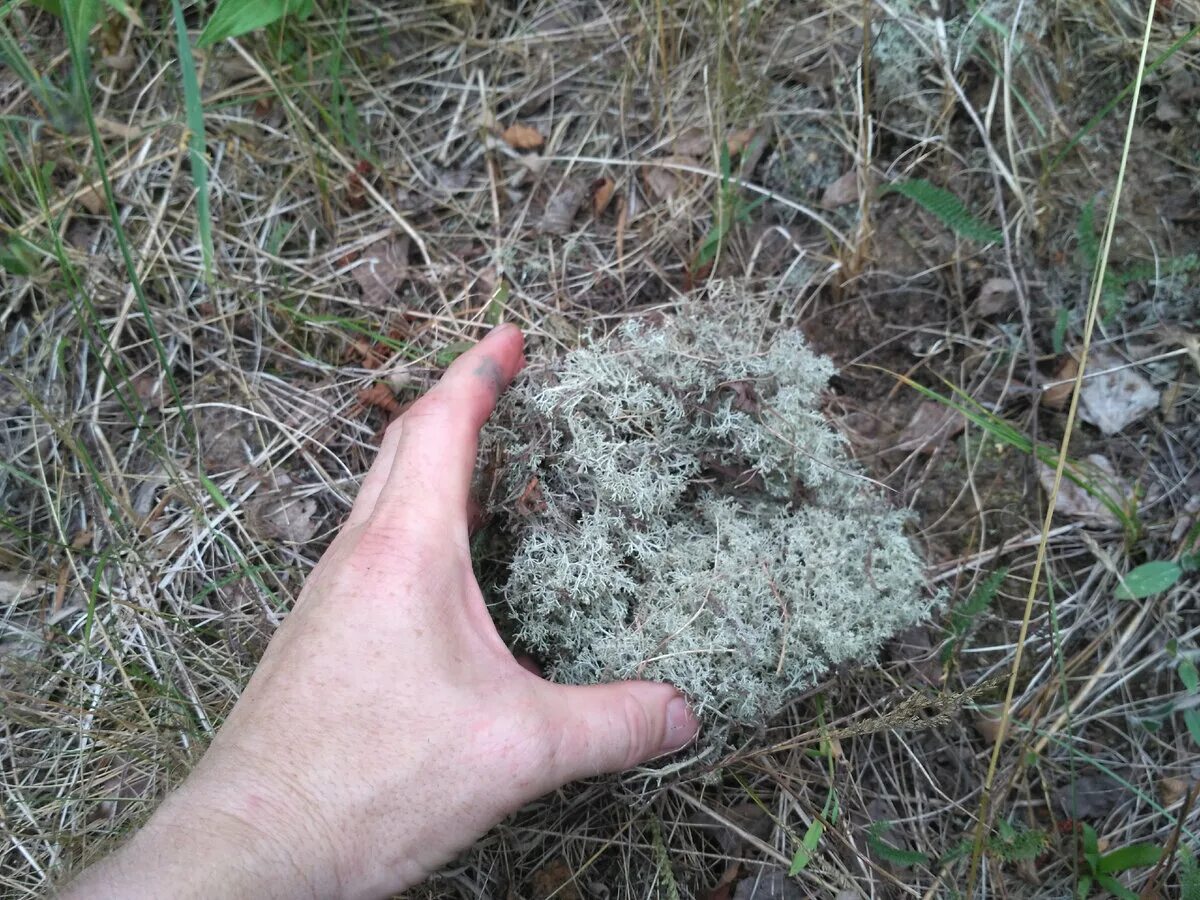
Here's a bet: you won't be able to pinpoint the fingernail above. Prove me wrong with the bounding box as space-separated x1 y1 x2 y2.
662 695 700 753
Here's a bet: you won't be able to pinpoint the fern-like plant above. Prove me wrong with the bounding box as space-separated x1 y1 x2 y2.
882 179 1002 244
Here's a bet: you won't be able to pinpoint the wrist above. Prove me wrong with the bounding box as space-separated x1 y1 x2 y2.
62 767 345 900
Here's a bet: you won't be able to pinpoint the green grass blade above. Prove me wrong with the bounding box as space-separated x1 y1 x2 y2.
59 0 193 450
171 0 213 278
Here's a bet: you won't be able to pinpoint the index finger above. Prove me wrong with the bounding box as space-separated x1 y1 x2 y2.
370 324 525 525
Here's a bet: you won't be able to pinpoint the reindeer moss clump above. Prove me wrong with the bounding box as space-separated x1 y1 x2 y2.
481 312 935 730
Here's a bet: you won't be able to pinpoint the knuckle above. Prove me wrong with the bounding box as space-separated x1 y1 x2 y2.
402 393 454 428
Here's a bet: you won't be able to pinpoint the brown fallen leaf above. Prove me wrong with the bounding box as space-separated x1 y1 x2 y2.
1043 355 1079 409
672 126 711 157
538 180 588 235
1159 775 1189 806
973 277 1016 316
194 406 252 473
641 155 699 202
358 383 404 418
353 236 410 308
76 185 105 215
591 176 615 216
725 127 757 156
973 707 1004 745
247 489 320 545
893 401 964 454
515 477 547 516
501 122 544 151
723 380 761 414
131 371 164 410
821 169 858 208
101 52 136 72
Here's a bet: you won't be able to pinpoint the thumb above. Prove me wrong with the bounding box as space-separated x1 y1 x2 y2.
546 682 700 782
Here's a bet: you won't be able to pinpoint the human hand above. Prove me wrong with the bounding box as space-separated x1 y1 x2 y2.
65 324 699 900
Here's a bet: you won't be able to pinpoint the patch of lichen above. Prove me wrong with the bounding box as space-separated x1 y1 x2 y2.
480 290 939 738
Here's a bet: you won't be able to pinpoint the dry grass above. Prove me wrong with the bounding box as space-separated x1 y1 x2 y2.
1 0 1199 897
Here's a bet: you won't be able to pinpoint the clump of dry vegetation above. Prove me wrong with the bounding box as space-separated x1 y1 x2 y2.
1 0 1198 898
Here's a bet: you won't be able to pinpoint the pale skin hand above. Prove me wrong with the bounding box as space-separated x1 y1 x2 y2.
64 324 699 900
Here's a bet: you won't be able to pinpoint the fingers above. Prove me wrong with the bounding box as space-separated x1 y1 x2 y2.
371 324 525 525
544 682 700 783
343 419 405 528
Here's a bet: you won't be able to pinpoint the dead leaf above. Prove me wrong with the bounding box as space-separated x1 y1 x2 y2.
1159 776 1189 806
353 236 410 308
725 127 757 156
893 402 964 454
131 371 164 409
1043 356 1079 409
1053 772 1124 819
528 858 580 900
1038 454 1127 527
247 490 320 544
973 277 1016 316
887 625 943 687
641 155 699 202
973 707 1004 745
76 186 105 215
516 477 546 516
709 801 772 856
194 406 251 473
501 123 544 151
101 52 135 72
1078 351 1159 435
431 167 474 195
821 169 858 208
1156 91 1183 122
358 383 403 418
723 380 761 414
591 176 615 216
538 180 587 235
672 126 711 157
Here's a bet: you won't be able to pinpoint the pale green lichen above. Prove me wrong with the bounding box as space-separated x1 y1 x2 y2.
480 300 937 731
